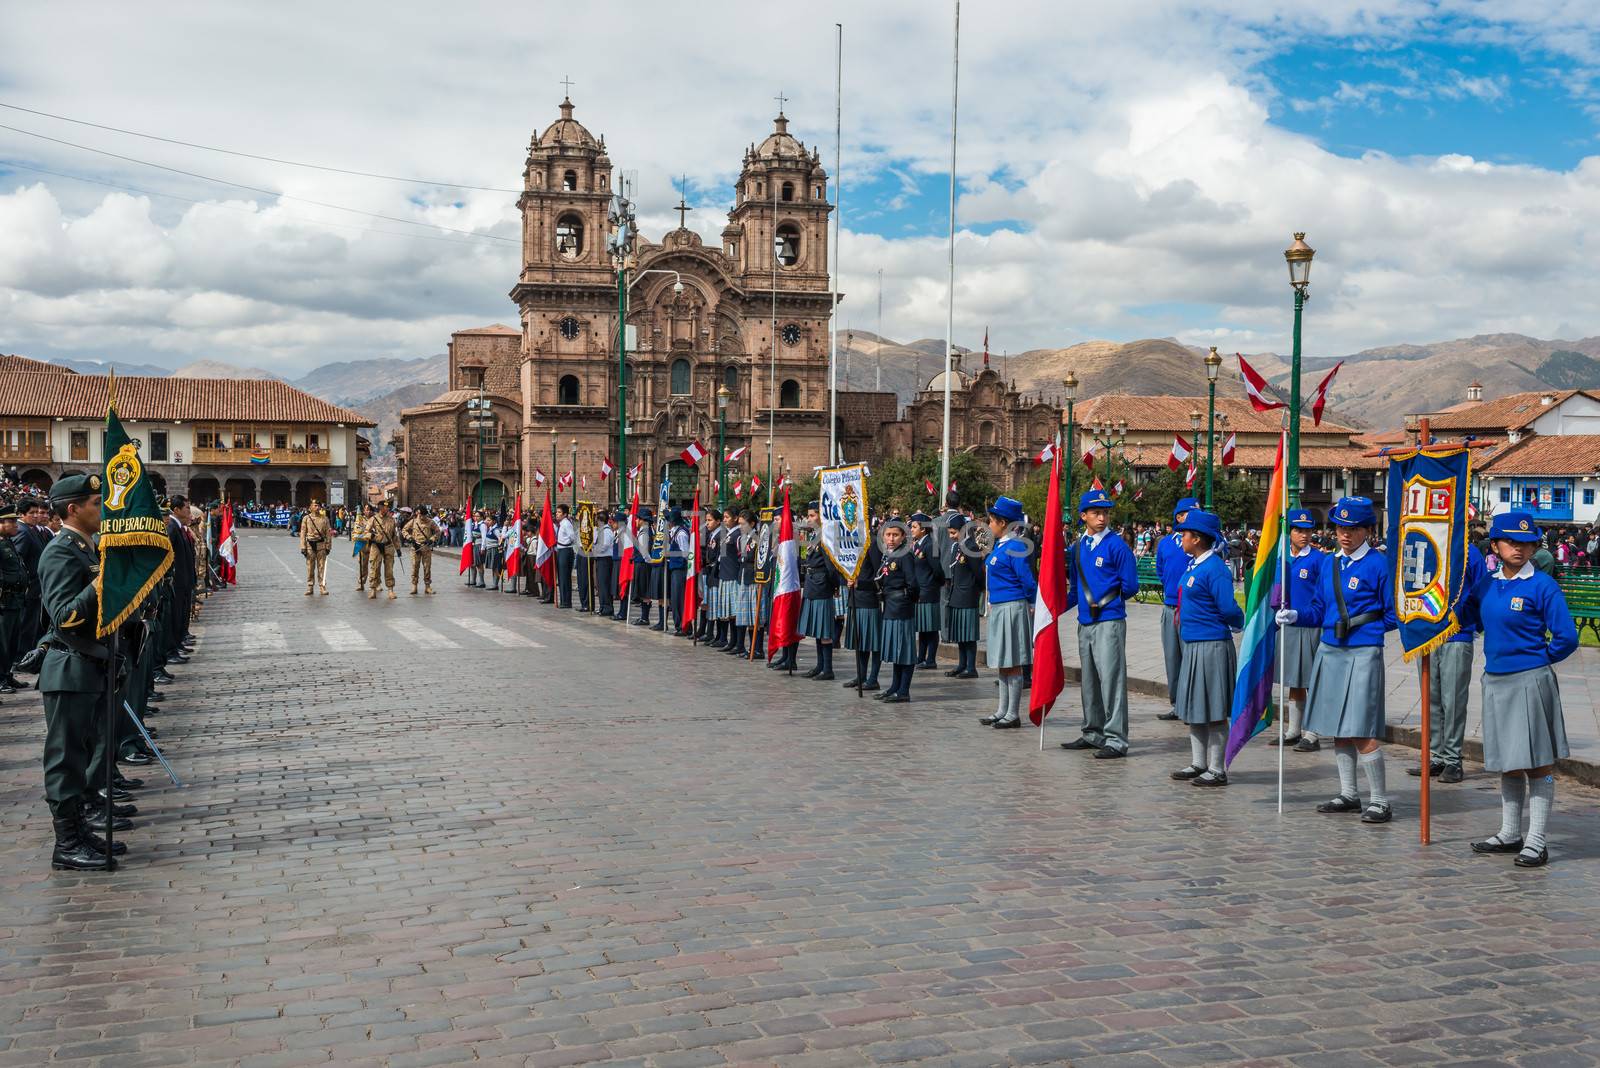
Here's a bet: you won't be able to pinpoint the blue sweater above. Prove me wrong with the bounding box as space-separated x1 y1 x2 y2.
1068 530 1139 625
1460 567 1578 673
1446 544 1484 643
1156 531 1187 607
984 536 1037 605
1279 547 1326 629
1308 546 1396 648
1178 553 1244 641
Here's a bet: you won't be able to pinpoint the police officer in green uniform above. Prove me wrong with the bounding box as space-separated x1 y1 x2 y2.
39 473 118 871
0 504 30 692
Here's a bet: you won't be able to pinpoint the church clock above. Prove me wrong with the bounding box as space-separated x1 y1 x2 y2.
559 316 581 340
781 323 802 346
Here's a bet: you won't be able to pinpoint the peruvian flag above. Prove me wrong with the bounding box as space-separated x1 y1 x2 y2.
1082 442 1097 470
218 502 237 585
627 462 642 482
750 475 762 497
924 478 937 495
557 471 573 491
580 474 589 491
949 479 957 493
1028 447 1067 726
616 491 639 601
712 478 721 495
732 480 744 498
532 467 546 486
684 487 702 623
458 498 475 574
535 490 556 587
1168 434 1193 471
1221 431 1237 466
726 444 748 463
1185 461 1198 489
1134 487 1145 502
1091 476 1104 491
600 456 614 481
1112 478 1125 498
1238 353 1285 412
1034 441 1057 466
1311 361 1343 425
504 495 523 577
679 439 706 466
767 485 801 661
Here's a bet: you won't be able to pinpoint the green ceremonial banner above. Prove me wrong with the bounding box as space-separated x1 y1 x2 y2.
96 377 174 637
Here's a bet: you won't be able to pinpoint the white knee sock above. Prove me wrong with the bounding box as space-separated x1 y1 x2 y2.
1525 774 1555 853
994 678 1008 721
1358 749 1387 806
1205 726 1224 774
1189 725 1206 768
1288 696 1305 736
1334 742 1358 799
1495 773 1526 844
1005 675 1026 721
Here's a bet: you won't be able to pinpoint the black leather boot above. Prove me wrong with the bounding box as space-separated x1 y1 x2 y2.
51 799 110 871
82 804 133 833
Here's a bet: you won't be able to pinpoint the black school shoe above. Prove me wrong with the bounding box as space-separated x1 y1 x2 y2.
1192 771 1227 787
1471 836 1524 855
1170 765 1205 780
1092 747 1126 759
1361 802 1393 824
1514 847 1549 868
1407 761 1446 778
1317 794 1362 813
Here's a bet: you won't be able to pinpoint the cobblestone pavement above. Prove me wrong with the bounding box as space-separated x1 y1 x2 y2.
4 531 1600 1067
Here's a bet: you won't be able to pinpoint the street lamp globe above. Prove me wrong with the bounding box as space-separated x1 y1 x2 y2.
1116 418 1128 435
1063 371 1079 402
1285 232 1314 290
1205 346 1222 382
717 384 731 410
1190 409 1202 433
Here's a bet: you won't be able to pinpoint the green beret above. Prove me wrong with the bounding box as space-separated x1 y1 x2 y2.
51 473 100 503
0 504 17 520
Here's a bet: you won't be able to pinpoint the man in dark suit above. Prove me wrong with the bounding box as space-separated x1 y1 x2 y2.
13 496 51 679
162 497 197 666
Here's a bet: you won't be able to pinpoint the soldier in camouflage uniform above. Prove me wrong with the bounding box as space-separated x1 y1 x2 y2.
365 501 399 600
299 500 332 595
352 504 374 592
404 506 439 595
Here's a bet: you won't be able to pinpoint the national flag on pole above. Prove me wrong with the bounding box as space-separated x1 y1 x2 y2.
1134 487 1145 501
732 480 743 498
1034 441 1057 466
949 479 956 493
600 456 614 480
1238 353 1286 412
1311 360 1343 425
982 326 990 367
1112 478 1124 497
504 495 523 577
683 488 702 621
532 467 546 486
924 478 936 495
1168 434 1192 471
767 485 801 660
458 498 475 574
1225 434 1287 765
627 462 642 482
1221 431 1237 466
726 445 748 463
97 373 175 634
679 439 706 466
778 473 789 490
1185 462 1198 489
617 491 639 599
535 490 556 586
750 475 762 497
218 502 237 585
1028 448 1067 726
1091 476 1104 491
712 478 721 495
1082 443 1097 469
580 474 589 491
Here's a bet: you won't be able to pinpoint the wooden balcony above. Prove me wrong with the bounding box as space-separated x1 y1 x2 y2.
0 443 52 462
192 447 332 466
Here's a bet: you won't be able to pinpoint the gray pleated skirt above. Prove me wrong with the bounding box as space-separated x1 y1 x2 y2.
1304 644 1385 739
1481 665 1569 772
846 607 882 652
1160 605 1182 703
880 616 917 665
1175 638 1238 725
1282 625 1321 688
799 597 837 640
986 599 1033 669
833 589 849 618
915 601 942 632
944 605 979 643
734 583 760 626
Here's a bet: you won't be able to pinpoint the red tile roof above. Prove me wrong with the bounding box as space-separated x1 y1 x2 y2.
0 355 71 374
0 372 373 425
1068 394 1357 436
1126 444 1385 471
1479 434 1600 477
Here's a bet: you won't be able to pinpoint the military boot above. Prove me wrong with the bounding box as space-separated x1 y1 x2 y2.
51 799 110 872
410 583 418 595
387 589 397 600
424 585 435 595
368 588 377 599
305 586 313 596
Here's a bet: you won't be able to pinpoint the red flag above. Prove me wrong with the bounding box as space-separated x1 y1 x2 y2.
532 467 546 486
679 439 706 466
924 478 936 495
535 490 556 587
1168 434 1192 471
1082 442 1097 470
600 456 614 480
458 500 475 574
1221 431 1237 466
684 487 702 622
726 445 748 463
1034 441 1057 465
1028 450 1067 726
218 502 237 585
750 476 762 497
1312 360 1343 425
1185 461 1198 488
1238 353 1286 412
982 326 990 367
616 491 639 599
504 495 524 577
767 485 801 659
1091 476 1104 491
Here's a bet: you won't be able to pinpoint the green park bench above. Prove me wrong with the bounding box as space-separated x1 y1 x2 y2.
1135 556 1163 605
1558 569 1600 643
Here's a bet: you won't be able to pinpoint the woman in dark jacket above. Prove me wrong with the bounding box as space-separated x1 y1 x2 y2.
875 522 919 703
798 501 840 680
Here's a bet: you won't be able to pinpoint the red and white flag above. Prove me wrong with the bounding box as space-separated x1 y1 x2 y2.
218 502 237 585
627 462 642 482
1112 478 1125 498
1168 434 1193 471
778 473 789 490
504 495 524 577
580 474 589 491
600 456 614 480
1311 360 1343 426
1028 449 1067 728
726 444 748 463
458 497 475 574
732 480 744 498
556 471 572 491
535 489 556 586
1034 441 1057 465
1082 443 1097 470
949 479 957 493
1134 487 1145 502
924 478 937 495
684 487 702 623
712 478 721 495
767 485 802 661
1221 431 1237 466
1091 476 1104 491
616 491 639 600
532 467 546 487
1238 353 1285 412
679 439 706 466
749 475 762 497
1185 461 1198 489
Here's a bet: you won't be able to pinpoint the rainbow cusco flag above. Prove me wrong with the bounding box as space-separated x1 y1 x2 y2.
1225 434 1286 767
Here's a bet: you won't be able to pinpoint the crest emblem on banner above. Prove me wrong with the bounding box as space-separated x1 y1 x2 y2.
818 463 870 580
1385 445 1471 661
576 500 596 553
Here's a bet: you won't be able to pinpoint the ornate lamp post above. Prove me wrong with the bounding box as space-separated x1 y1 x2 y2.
716 384 731 508
570 438 578 511
1063 370 1078 509
1204 346 1221 509
1089 417 1128 493
1285 232 1315 507
548 426 557 507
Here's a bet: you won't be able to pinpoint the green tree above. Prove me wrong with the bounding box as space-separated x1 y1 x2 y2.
868 450 999 515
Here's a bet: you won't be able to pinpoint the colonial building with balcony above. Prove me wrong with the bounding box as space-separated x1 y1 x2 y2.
0 364 372 507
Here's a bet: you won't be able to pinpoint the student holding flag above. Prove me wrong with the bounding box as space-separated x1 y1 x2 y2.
1168 509 1243 787
978 496 1035 729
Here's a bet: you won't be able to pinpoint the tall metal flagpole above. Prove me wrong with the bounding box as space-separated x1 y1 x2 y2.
828 22 842 466
1276 422 1289 813
875 268 883 391
939 0 960 500
769 111 779 508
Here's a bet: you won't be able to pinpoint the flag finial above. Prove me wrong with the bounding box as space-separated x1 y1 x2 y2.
106 367 116 414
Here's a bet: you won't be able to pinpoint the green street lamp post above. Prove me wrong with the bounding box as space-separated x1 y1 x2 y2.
468 380 486 511
1063 371 1078 511
1203 346 1221 509
548 427 557 508
717 384 731 508
1285 232 1315 507
1088 417 1128 496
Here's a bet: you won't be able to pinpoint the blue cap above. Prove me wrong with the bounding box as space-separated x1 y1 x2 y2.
1175 508 1223 544
987 496 1024 523
1287 507 1316 530
909 512 932 524
1173 496 1199 519
1329 496 1376 528
1078 489 1115 513
1489 511 1541 543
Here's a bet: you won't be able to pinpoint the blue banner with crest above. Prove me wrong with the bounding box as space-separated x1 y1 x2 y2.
1384 445 1470 661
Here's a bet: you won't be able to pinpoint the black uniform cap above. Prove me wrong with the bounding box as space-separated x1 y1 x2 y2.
51 473 100 503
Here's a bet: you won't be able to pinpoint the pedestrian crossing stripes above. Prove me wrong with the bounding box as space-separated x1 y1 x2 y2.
385 620 461 649
505 614 623 648
450 617 544 648
318 620 375 652
241 621 288 653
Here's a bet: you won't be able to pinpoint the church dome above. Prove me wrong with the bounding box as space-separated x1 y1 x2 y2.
539 98 599 150
926 352 971 393
754 114 807 160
